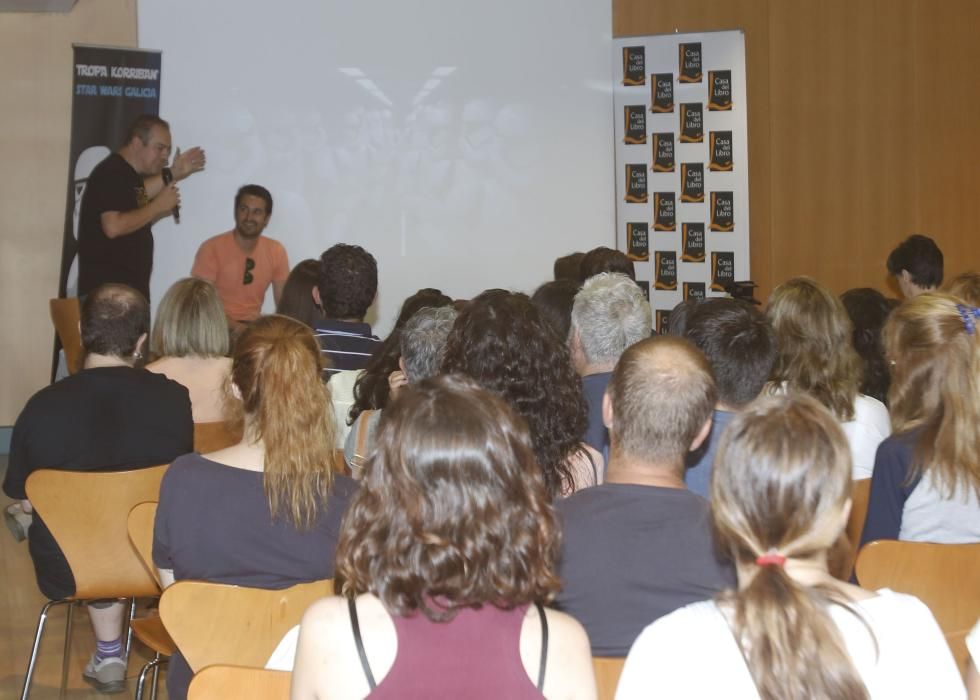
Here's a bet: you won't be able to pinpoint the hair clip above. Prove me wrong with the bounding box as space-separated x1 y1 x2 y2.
956 304 980 336
755 549 786 567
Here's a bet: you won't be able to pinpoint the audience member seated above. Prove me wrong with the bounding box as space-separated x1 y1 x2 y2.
312 243 381 379
617 393 964 699
345 305 457 475
146 277 231 422
946 270 980 306
887 234 943 299
531 278 580 342
554 251 585 281
840 288 898 405
290 375 596 700
153 314 357 700
442 290 600 497
683 298 776 498
569 273 650 461
578 246 635 282
555 336 735 656
767 277 890 478
3 283 192 693
347 288 453 431
275 259 322 328
861 293 980 545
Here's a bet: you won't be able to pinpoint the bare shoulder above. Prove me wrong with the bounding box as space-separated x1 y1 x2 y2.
521 605 596 700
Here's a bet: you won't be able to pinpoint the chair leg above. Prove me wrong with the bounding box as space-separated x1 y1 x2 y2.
19 598 72 700
123 597 137 661
150 654 165 700
59 601 76 700
135 653 166 700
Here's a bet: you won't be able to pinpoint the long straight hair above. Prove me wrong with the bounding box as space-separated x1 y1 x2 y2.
229 315 336 528
711 394 870 700
885 292 980 499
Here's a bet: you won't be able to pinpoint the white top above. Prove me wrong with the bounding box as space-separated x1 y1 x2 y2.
842 394 891 479
616 590 965 700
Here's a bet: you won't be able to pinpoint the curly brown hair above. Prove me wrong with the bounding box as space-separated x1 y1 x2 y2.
336 374 562 621
441 290 588 497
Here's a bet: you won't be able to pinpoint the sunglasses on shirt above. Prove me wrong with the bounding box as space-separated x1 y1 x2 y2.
244 257 255 285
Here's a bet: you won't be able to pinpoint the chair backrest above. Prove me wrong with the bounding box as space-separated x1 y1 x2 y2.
846 478 871 545
856 539 980 674
50 297 83 374
26 465 169 599
160 579 333 672
593 656 626 700
127 501 161 588
188 665 290 700
193 420 243 454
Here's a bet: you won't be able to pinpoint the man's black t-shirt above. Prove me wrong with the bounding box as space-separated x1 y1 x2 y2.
78 153 154 299
2 366 193 599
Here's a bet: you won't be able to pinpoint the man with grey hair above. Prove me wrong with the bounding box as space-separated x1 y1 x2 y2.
569 272 651 459
344 305 458 472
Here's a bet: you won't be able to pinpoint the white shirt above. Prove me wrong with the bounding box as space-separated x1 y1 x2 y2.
616 590 964 700
842 394 891 479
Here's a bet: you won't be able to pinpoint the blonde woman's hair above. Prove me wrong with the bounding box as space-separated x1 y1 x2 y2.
944 271 980 306
767 277 861 420
884 292 980 499
152 278 229 358
711 393 869 700
229 315 336 529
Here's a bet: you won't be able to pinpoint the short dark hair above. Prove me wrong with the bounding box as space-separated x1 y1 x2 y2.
667 299 699 338
531 279 580 342
608 335 716 465
316 244 378 320
235 184 273 215
336 374 562 621
123 114 169 146
684 298 775 408
554 252 585 281
886 234 943 288
840 288 896 404
579 246 636 282
80 283 150 357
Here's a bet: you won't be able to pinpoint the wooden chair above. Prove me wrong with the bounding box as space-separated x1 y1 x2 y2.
193 420 242 454
127 501 177 700
593 656 626 700
49 297 83 374
856 540 980 675
829 478 873 580
188 665 290 700
159 579 333 672
21 465 169 700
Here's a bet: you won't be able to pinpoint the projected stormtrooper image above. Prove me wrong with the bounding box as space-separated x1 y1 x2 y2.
67 145 111 296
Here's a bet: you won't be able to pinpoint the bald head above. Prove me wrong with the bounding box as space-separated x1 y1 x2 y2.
80 283 150 358
607 335 716 465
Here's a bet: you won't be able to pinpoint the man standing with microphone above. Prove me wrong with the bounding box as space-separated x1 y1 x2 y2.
78 114 205 301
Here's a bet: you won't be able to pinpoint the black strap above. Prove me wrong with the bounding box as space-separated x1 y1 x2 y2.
348 597 377 690
535 602 549 692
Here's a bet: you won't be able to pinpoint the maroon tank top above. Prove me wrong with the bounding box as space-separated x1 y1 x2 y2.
349 598 548 699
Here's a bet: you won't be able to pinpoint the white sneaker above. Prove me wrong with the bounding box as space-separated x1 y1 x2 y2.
82 653 127 694
4 503 31 542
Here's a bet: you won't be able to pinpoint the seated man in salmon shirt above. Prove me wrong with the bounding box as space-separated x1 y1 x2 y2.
191 184 289 327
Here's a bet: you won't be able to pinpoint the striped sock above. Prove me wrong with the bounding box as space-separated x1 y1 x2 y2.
94 637 123 663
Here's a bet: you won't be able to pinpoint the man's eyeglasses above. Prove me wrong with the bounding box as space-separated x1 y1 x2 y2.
243 257 255 285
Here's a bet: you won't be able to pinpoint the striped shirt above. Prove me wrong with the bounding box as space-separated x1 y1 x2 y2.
313 319 381 381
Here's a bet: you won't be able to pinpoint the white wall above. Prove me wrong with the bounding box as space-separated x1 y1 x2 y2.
139 0 614 335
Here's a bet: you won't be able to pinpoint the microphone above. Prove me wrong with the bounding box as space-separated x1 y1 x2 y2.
161 167 180 224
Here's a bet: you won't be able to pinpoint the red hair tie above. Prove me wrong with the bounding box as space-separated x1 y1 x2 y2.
755 550 786 567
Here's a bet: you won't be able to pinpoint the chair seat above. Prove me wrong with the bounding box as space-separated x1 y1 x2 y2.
132 615 177 657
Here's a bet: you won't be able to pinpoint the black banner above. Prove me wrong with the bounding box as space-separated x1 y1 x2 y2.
680 103 704 143
651 73 674 113
654 250 678 290
683 282 706 302
710 191 735 232
708 70 733 110
709 131 734 171
711 252 735 292
625 164 648 203
55 45 161 377
623 46 645 86
652 133 674 172
681 163 705 203
624 105 646 144
653 192 676 231
678 42 703 83
626 222 650 261
682 222 706 262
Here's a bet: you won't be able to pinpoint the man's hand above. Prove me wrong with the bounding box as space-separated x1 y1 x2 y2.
154 184 181 217
172 146 206 181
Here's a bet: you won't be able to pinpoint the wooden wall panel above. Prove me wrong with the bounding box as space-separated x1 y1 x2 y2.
0 1 137 425
614 0 980 302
